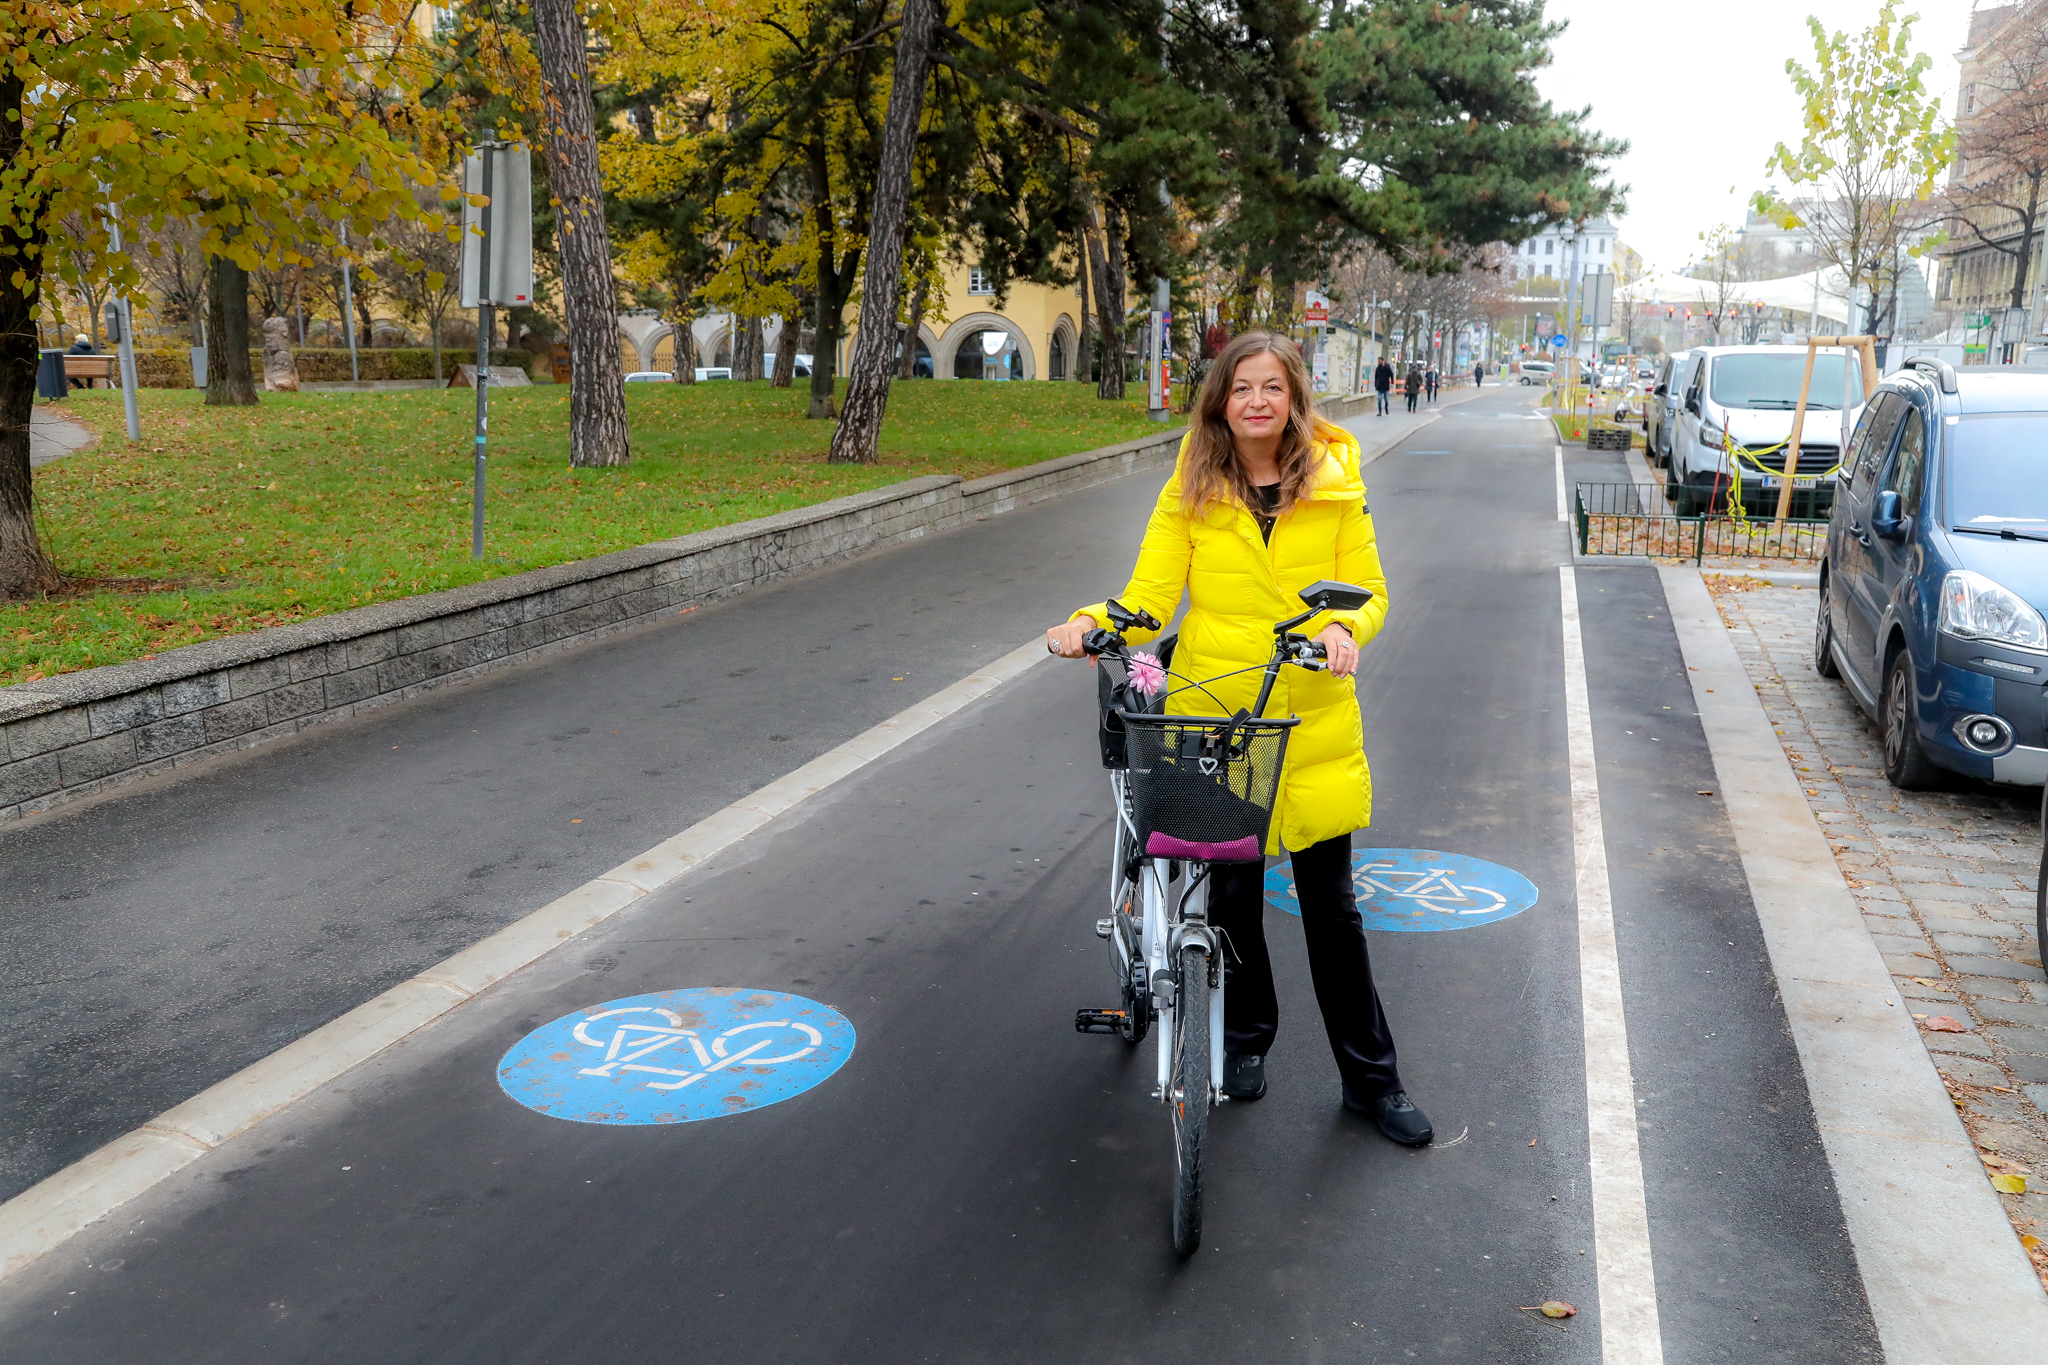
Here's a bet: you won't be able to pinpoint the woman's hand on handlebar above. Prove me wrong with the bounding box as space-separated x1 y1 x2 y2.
1047 616 1099 662
1314 624 1359 679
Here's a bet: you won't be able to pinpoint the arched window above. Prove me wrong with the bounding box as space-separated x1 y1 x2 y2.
954 327 1018 379
1049 331 1068 380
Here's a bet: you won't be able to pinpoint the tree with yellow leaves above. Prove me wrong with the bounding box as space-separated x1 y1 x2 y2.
0 0 464 596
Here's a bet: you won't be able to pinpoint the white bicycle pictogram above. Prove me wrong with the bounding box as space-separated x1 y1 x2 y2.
1352 861 1509 917
571 1006 823 1092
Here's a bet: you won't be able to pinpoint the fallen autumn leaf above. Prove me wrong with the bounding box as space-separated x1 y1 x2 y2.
1921 1016 1969 1033
1990 1174 2027 1195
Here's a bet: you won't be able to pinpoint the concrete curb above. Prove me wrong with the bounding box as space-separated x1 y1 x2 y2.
1659 566 2048 1361
1 424 1194 823
0 637 1054 1282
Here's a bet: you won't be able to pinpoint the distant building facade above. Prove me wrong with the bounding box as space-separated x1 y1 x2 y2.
1934 2 2045 343
620 260 1091 382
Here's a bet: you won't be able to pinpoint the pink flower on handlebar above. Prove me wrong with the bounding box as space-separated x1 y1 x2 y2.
1128 651 1166 695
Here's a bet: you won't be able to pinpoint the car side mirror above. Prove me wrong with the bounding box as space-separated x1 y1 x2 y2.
1297 580 1373 613
1872 490 1908 541
1653 384 1667 396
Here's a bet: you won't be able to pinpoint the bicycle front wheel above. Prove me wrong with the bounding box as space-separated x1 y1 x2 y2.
1170 943 1210 1256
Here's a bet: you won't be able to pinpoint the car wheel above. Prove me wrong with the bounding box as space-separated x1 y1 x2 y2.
1814 580 1842 679
1882 650 1943 790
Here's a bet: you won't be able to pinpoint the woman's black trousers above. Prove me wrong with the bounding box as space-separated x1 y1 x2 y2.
1206 834 1402 1098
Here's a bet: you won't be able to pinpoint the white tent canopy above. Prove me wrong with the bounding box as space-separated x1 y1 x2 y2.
1635 267 1856 329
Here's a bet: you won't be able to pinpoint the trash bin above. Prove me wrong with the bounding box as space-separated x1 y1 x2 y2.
37 349 66 399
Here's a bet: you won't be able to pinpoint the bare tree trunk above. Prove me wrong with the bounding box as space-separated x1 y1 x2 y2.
805 139 860 419
897 278 928 379
353 286 374 349
735 316 762 381
1093 209 1127 400
669 304 696 383
0 79 60 597
2011 181 2042 312
772 311 799 388
533 0 631 467
1074 230 1094 383
206 252 259 406
828 0 938 464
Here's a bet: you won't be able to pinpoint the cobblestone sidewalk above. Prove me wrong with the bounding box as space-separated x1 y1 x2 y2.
1709 577 2048 1287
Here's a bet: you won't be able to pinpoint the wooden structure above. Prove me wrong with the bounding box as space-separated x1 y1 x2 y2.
62 354 118 387
1775 336 1881 526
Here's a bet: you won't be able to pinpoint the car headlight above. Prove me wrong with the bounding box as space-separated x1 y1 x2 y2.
1938 569 2048 653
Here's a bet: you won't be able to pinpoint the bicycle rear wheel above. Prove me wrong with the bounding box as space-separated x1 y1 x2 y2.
1170 942 1210 1256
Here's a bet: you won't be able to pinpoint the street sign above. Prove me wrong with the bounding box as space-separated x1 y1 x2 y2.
1549 333 1568 350
459 144 534 308
1304 289 1330 325
458 143 535 563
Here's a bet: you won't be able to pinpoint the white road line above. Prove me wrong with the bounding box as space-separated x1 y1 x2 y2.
1555 443 1569 522
0 637 1053 1283
1558 567 1665 1365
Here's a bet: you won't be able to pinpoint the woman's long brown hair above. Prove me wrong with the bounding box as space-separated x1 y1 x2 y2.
1179 330 1341 518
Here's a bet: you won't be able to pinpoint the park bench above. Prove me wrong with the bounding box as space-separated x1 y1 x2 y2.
63 354 119 387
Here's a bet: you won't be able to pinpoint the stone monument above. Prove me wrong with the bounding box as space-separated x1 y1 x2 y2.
262 317 300 392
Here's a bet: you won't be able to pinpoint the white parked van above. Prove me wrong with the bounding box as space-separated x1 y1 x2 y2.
1667 345 1866 516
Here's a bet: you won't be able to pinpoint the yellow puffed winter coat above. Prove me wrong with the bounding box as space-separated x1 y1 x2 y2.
1073 422 1389 854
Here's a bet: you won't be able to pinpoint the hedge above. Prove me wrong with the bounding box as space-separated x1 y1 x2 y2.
130 347 539 388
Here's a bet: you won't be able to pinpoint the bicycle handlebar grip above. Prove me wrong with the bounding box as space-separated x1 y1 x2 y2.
1082 628 1123 657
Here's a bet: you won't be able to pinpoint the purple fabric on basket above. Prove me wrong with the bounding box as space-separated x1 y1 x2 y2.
1145 831 1263 863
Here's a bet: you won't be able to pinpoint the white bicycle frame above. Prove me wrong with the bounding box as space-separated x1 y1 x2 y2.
1110 770 1226 1102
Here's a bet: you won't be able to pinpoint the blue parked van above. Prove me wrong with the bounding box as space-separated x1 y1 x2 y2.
1815 358 2048 790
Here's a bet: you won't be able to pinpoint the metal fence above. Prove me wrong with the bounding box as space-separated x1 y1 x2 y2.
1574 483 1829 563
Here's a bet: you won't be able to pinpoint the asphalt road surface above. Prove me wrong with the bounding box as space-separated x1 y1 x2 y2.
0 389 1883 1362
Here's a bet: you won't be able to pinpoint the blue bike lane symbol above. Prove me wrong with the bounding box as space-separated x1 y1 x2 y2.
498 988 855 1125
1265 848 1537 932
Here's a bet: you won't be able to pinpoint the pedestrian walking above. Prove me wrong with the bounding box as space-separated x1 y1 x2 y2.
1402 364 1421 413
1373 358 1393 416
1424 366 1439 403
1473 363 1484 388
1045 328 1430 1147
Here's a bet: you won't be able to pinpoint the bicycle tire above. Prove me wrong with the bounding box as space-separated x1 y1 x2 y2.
1171 943 1210 1256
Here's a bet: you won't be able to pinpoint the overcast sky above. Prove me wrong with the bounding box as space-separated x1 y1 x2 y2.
1533 0 1976 272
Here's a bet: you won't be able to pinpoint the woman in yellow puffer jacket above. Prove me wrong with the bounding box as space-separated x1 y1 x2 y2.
1046 331 1430 1146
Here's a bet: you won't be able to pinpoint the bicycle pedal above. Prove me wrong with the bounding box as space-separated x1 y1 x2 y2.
1094 918 1114 940
1074 1008 1128 1033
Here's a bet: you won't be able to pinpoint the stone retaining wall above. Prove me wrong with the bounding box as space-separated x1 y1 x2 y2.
0 424 1194 821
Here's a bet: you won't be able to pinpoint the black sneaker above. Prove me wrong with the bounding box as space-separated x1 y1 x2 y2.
1344 1087 1433 1146
1221 1053 1267 1101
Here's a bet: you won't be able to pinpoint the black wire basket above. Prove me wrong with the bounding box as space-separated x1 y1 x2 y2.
1117 712 1295 863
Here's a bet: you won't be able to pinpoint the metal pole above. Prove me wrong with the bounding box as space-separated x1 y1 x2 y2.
340 221 360 385
473 147 496 562
104 199 141 440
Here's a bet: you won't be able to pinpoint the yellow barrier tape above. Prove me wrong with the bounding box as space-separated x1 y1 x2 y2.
1717 431 1846 537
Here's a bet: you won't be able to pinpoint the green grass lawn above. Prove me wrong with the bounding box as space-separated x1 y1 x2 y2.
7 380 1160 686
